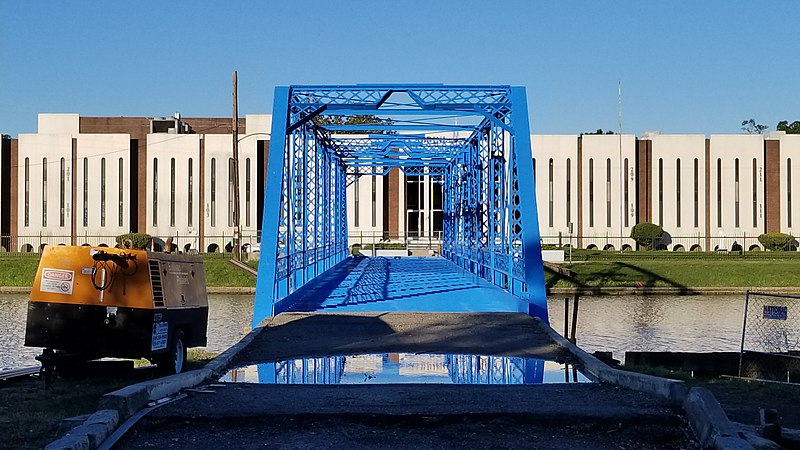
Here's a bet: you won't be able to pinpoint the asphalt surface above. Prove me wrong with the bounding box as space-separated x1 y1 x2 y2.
114 312 697 449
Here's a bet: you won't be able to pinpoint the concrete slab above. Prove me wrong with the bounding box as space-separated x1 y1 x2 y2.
234 312 565 364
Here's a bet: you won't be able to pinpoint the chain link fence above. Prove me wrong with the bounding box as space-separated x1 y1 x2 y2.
739 291 800 383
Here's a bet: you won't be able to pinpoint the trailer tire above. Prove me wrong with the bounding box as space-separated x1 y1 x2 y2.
157 329 187 374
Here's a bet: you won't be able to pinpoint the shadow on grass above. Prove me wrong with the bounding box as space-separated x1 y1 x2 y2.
544 261 699 295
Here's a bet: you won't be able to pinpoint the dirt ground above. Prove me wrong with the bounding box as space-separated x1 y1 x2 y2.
119 413 697 450
701 377 800 429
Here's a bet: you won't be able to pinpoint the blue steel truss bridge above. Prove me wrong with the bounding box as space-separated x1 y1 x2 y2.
254 84 546 326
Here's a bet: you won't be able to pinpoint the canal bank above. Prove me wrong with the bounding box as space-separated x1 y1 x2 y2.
47 312 773 450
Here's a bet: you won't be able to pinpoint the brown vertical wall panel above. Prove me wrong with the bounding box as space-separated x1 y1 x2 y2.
576 137 583 247
387 168 400 239
636 139 652 225
137 141 147 233
764 139 781 233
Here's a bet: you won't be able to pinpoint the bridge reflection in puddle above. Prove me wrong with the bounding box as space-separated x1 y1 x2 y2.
282 257 530 313
222 354 591 385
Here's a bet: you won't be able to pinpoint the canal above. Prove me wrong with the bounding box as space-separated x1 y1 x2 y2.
0 294 746 369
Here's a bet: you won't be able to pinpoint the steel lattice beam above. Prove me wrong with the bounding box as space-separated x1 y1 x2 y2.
253 84 547 326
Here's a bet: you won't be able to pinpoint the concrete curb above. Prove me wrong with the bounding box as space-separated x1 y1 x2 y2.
682 387 765 450
44 410 119 450
535 318 768 449
534 317 688 404
46 320 270 449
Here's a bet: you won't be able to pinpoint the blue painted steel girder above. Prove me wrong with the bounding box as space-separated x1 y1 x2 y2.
289 84 512 108
254 84 547 327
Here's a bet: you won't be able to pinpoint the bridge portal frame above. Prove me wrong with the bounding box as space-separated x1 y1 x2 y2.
254 84 546 326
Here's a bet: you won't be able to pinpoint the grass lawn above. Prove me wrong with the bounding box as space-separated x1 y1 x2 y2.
0 350 216 450
0 254 256 288
548 259 800 288
2 252 799 290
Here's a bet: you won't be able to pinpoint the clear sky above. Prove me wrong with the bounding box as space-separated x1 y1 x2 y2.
1 1 797 138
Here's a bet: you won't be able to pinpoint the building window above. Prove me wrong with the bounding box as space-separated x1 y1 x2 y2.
789 159 793 228
548 158 554 228
245 157 251 228
588 158 594 228
188 158 193 228
24 157 29 227
228 158 234 227
42 158 48 227
170 158 176 227
624 158 629 228
432 179 443 235
118 158 124 227
566 158 571 227
101 158 106 227
210 158 216 227
752 158 757 228
658 158 664 227
406 175 421 237
153 158 158 227
371 175 377 228
354 177 360 227
734 158 740 228
60 158 66 227
606 158 612 228
694 158 699 228
83 158 88 227
676 158 681 228
717 158 722 228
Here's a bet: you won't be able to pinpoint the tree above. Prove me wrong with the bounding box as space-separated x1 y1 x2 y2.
758 233 798 251
581 129 615 136
314 115 395 134
741 118 768 134
630 222 665 250
777 120 800 134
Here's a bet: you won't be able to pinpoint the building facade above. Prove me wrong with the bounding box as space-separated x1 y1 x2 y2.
10 113 270 252
4 113 800 253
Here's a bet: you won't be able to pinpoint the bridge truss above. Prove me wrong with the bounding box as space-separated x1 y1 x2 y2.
254 84 546 325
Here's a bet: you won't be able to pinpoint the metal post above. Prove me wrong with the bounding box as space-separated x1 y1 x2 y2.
738 290 751 377
564 297 570 339
570 294 579 344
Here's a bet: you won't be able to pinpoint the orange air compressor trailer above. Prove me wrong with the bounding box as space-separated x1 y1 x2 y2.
25 245 209 374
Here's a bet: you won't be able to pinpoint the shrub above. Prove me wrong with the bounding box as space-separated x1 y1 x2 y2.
116 233 152 249
630 222 665 250
758 233 798 251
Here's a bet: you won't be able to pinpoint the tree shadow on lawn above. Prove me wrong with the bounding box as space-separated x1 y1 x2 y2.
544 261 699 295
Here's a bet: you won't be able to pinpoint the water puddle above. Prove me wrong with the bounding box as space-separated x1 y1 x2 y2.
221 353 592 385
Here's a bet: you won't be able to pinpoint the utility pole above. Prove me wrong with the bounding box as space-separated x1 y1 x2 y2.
618 80 624 248
232 71 241 261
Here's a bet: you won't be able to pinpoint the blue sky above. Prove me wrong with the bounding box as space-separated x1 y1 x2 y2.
2 1 797 137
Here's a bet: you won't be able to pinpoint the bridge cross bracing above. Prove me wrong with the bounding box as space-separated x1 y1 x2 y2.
253 84 547 327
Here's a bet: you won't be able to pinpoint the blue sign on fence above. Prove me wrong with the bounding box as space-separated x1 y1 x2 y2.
763 305 788 320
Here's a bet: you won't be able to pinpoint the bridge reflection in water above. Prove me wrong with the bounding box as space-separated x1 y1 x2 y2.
223 354 590 385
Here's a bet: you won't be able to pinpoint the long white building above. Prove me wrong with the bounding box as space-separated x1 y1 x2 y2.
4 113 800 253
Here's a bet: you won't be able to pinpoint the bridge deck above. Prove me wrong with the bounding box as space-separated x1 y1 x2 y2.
282 256 528 313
